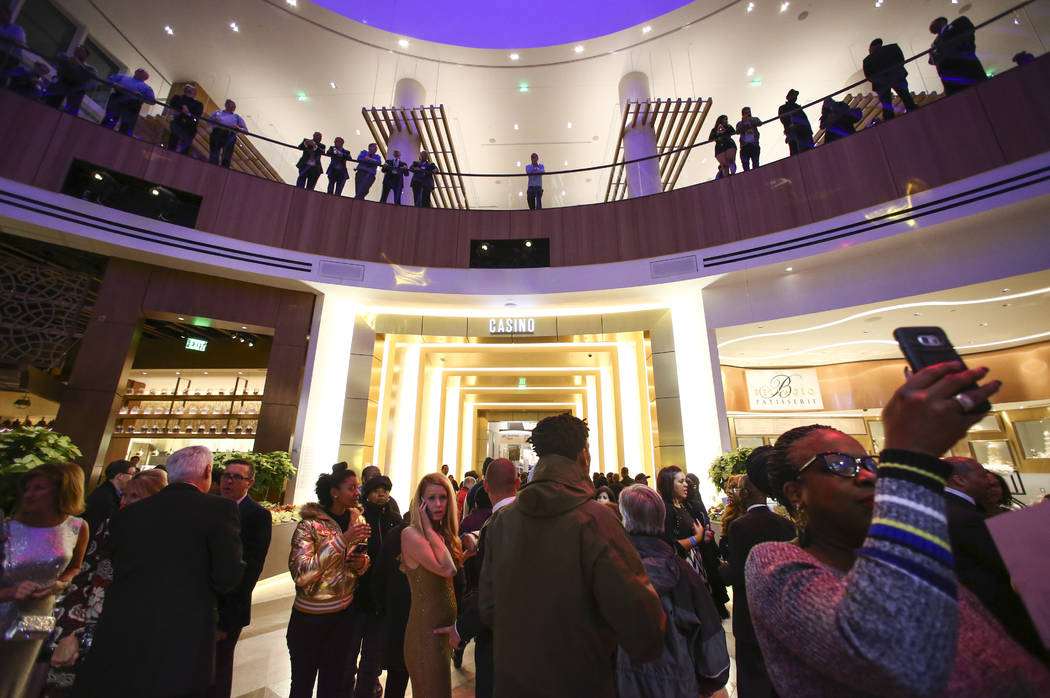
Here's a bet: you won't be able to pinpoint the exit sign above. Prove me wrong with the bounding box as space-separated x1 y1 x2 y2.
185 337 208 352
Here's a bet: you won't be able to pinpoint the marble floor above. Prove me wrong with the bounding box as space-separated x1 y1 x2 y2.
231 574 738 698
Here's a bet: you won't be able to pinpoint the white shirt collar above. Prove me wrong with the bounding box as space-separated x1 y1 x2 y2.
492 495 515 513
746 503 769 512
944 487 976 506
237 493 248 505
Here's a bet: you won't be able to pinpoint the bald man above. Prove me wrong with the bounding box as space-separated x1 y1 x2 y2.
943 457 1046 663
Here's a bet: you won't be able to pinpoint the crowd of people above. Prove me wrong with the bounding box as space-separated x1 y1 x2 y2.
1 6 1035 204
2 360 1048 698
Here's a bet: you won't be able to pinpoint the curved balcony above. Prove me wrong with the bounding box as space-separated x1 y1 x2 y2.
1 53 1049 271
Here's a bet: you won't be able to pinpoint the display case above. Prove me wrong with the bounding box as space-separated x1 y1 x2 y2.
114 373 264 439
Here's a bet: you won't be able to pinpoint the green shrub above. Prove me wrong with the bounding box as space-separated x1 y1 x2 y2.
0 427 83 513
213 450 296 499
708 446 754 495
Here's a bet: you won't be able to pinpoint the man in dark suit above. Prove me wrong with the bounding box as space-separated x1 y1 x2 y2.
75 445 244 698
380 149 409 204
210 459 272 698
410 149 438 208
863 38 918 121
167 83 204 155
727 449 797 698
778 89 813 155
295 131 325 190
943 457 1046 664
82 459 135 537
929 16 987 95
435 459 520 698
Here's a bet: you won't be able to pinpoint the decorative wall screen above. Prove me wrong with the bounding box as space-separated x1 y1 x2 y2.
0 258 93 369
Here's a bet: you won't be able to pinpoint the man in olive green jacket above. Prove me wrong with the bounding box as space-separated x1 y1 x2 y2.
479 413 666 697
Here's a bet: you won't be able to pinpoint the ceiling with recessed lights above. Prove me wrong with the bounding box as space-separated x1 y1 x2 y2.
51 0 1045 209
716 269 1050 367
312 0 694 48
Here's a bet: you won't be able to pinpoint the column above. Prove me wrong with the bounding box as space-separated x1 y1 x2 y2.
387 78 425 205
289 293 357 504
618 72 662 198
670 293 731 505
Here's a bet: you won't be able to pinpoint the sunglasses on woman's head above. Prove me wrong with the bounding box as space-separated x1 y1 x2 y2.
798 452 879 479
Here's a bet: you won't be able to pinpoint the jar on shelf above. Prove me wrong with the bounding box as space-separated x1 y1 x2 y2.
143 407 152 415
114 425 123 434
188 406 198 415
234 426 243 435
129 406 140 415
119 406 129 415
245 426 254 435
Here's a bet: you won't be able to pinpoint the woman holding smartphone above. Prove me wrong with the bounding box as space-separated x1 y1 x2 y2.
401 473 462 698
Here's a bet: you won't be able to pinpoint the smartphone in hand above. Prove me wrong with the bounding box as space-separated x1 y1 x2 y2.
893 326 991 413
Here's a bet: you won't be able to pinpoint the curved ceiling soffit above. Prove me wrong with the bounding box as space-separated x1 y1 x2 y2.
261 0 744 69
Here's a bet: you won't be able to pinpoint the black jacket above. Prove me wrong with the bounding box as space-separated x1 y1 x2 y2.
726 506 796 647
352 499 403 613
945 491 1047 663
373 523 410 672
74 483 244 698
863 43 908 91
296 138 325 172
82 480 119 538
218 495 272 632
410 160 437 189
382 157 409 184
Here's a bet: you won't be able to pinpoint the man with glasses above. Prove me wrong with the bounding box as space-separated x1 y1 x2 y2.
211 459 273 698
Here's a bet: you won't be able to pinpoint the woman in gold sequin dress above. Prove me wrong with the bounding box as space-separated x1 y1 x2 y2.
400 473 462 698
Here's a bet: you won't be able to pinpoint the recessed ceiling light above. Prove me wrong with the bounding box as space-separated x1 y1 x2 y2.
286 0 296 5
241 326 247 329
203 371 209 375
163 25 174 35
757 325 765 328
178 317 185 321
642 25 652 34
1001 288 1011 293
561 190 566 195
567 121 573 128
564 160 568 166
913 312 922 316
780 1 790 12
518 191 523 197
142 371 148 375
574 45 584 53
1002 302 1011 307
238 371 243 375
330 81 336 89
746 67 755 76
524 240 533 247
746 1 755 11
175 371 181 375
509 53 520 60
356 129 360 135
398 38 409 48
516 161 521 167
513 124 519 130
229 21 239 32
785 267 793 272
978 322 989 326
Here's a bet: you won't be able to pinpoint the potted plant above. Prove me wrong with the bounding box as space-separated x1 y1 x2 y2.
708 446 754 499
212 450 296 504
0 426 83 513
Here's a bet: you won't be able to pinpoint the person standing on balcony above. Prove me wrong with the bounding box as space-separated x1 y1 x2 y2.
381 150 409 204
295 132 325 190
354 143 382 200
863 38 918 122
0 6 26 76
166 83 203 155
778 89 813 155
929 16 987 95
710 114 738 178
41 45 96 116
525 153 544 210
325 137 352 196
100 69 155 137
207 99 247 168
410 150 438 208
736 107 762 171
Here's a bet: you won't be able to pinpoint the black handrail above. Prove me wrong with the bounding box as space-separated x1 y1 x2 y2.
11 0 1041 181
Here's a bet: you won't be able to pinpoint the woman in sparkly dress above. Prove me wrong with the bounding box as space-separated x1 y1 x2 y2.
0 463 88 698
400 473 462 698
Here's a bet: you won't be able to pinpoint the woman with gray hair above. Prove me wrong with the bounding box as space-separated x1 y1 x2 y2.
616 485 729 697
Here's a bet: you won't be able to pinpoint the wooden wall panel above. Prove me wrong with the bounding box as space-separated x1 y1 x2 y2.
803 126 898 223
34 113 154 191
142 148 231 232
0 91 61 184
976 65 1050 165
207 172 294 248
667 175 741 251
142 266 281 327
728 154 813 240
875 88 1005 199
281 186 354 258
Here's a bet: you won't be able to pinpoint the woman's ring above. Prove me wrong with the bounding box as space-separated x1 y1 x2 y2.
953 393 976 413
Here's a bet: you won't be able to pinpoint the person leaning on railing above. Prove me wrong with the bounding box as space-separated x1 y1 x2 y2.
207 99 247 168
747 362 1050 696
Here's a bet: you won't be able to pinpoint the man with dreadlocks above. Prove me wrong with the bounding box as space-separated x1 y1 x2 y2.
478 412 666 697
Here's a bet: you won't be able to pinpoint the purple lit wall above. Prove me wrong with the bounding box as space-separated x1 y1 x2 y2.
313 0 692 49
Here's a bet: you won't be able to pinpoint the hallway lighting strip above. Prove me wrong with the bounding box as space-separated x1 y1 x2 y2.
724 330 1050 363
717 286 1050 349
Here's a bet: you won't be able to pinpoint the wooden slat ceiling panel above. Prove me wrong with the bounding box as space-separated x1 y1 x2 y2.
360 105 471 210
604 97 712 203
